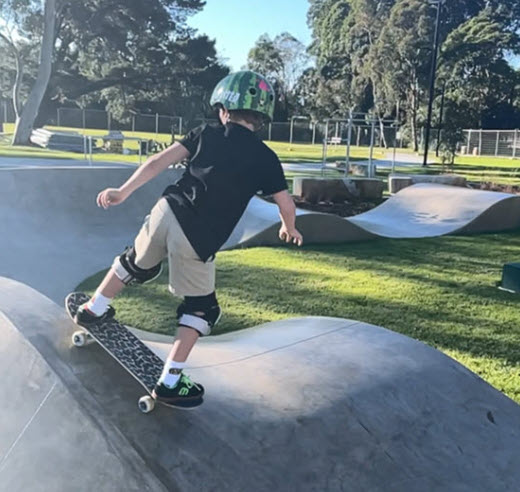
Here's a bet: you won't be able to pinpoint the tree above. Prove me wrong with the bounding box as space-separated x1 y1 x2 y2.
438 7 520 128
247 32 310 120
1 0 59 144
0 0 215 143
373 0 433 150
307 0 520 152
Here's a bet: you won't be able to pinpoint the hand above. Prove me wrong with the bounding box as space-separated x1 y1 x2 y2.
279 225 303 246
96 188 128 209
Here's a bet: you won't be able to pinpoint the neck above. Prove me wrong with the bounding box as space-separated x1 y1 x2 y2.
228 120 254 132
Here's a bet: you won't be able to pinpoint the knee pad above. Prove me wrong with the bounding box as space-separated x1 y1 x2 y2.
112 246 162 285
176 292 221 336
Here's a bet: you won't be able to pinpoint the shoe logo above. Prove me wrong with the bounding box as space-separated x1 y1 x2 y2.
179 388 189 396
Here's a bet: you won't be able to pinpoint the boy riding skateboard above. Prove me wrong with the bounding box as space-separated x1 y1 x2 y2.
74 71 303 408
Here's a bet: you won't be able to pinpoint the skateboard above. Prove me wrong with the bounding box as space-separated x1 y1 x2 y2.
65 292 200 413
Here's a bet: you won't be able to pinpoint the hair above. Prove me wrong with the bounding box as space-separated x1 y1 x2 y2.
228 109 267 132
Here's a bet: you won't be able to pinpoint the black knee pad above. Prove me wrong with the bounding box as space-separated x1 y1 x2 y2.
176 292 221 336
112 246 162 285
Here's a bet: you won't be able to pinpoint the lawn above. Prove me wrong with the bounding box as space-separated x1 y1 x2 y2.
78 232 520 404
2 123 520 183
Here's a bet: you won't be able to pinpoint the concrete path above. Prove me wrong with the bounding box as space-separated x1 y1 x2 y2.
281 153 426 174
0 156 133 168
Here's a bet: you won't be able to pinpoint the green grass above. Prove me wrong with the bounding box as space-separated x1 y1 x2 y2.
267 141 387 163
78 233 520 404
0 124 177 164
2 123 520 183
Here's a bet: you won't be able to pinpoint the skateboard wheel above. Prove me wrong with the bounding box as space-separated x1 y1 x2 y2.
72 331 87 347
138 396 155 414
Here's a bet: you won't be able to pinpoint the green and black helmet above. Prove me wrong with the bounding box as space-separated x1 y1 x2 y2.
210 71 275 122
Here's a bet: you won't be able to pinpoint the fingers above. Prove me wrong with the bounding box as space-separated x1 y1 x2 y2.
97 190 113 209
279 229 304 246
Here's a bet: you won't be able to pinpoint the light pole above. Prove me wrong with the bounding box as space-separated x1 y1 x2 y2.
423 0 444 167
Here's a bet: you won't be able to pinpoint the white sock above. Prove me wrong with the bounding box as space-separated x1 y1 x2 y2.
158 360 186 388
86 291 112 316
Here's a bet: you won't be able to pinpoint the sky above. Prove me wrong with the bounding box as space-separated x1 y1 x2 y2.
187 0 312 71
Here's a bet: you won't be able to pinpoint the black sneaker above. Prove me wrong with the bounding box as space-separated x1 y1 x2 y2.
153 373 204 409
75 303 116 327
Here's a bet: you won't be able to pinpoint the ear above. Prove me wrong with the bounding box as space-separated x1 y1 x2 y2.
219 107 230 124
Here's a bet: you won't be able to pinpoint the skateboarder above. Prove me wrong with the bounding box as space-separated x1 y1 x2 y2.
74 71 303 408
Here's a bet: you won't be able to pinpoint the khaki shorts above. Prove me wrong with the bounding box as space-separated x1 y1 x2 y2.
133 198 215 297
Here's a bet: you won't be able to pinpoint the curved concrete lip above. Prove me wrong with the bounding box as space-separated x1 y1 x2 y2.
1 277 519 491
0 156 134 168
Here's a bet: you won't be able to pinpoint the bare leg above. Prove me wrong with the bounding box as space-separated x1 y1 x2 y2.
95 268 126 298
167 325 200 362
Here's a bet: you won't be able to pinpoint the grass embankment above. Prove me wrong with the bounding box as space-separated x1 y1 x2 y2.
78 233 520 404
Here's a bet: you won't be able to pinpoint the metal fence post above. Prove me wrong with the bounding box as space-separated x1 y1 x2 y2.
312 122 316 145
88 136 93 165
495 131 500 156
466 129 471 153
514 130 518 159
478 130 482 156
369 118 376 177
179 117 183 136
155 113 159 137
289 118 294 145
322 138 328 172
324 121 329 145
345 111 353 176
268 123 272 141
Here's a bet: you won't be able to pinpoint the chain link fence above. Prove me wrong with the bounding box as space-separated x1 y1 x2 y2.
7 101 520 155
462 129 520 158
57 108 184 136
54 108 402 147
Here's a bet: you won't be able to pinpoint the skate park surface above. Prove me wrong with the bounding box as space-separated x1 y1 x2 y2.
1 163 520 491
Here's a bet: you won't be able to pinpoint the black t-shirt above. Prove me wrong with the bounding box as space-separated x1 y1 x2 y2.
162 122 288 262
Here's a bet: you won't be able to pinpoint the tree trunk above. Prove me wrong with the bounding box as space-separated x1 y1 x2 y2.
12 0 57 145
410 80 419 152
0 34 24 120
12 50 24 119
379 117 387 149
435 82 447 157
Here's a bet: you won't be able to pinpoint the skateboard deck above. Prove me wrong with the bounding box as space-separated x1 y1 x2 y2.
65 292 195 413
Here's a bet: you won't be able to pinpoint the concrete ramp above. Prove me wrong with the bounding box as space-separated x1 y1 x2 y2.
349 183 520 237
0 167 178 302
1 277 520 491
227 183 520 249
0 280 167 491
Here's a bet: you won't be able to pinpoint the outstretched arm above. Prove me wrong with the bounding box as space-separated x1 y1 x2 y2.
97 142 190 209
272 190 303 246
